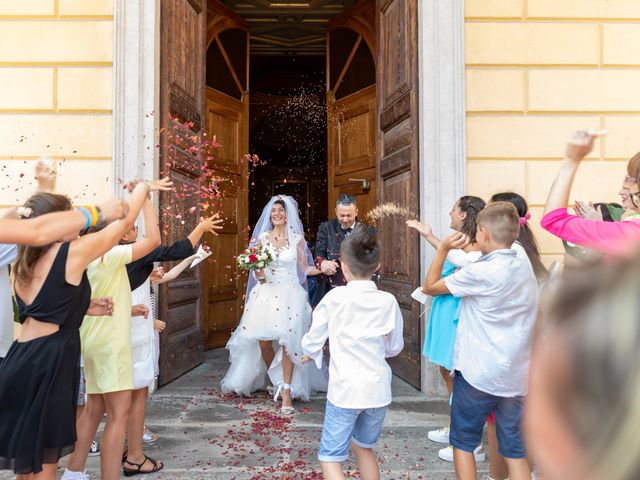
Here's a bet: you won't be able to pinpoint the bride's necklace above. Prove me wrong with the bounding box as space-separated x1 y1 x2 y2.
268 231 289 256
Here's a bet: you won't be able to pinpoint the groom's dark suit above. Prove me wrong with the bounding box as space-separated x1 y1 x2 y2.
314 219 376 290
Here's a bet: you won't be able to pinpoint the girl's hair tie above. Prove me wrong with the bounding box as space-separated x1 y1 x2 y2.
17 207 32 219
519 212 531 226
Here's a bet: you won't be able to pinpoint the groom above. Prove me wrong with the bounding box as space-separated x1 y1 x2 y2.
314 194 375 301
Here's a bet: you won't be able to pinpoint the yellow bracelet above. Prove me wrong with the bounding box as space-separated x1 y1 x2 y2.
85 205 98 226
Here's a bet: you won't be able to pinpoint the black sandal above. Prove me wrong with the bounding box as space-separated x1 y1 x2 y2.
123 455 164 477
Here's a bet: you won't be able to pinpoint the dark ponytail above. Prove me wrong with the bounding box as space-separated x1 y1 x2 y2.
457 196 486 244
490 192 548 280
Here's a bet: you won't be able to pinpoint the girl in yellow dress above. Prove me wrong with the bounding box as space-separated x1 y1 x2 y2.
64 179 171 480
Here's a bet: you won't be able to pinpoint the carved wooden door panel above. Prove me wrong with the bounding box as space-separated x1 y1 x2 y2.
327 0 377 217
158 0 206 385
203 2 249 349
376 0 421 388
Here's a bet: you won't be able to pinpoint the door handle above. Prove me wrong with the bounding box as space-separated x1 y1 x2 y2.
348 178 371 192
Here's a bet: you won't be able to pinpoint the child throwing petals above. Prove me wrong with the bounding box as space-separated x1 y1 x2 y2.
302 226 403 480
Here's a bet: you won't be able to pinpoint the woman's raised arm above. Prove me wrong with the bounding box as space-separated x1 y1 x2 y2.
0 197 128 246
543 130 596 216
69 178 172 269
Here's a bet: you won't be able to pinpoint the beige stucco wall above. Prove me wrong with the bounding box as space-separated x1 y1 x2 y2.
464 0 640 265
0 0 114 208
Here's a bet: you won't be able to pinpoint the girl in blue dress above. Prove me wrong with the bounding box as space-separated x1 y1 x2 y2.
407 195 485 448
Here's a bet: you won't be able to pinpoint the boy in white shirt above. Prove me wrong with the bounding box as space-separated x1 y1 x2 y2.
423 202 539 480
302 226 403 480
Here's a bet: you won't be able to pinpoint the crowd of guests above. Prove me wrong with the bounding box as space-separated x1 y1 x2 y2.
409 129 640 480
0 163 222 480
0 127 638 480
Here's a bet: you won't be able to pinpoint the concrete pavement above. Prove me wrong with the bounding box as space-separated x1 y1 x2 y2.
4 349 491 479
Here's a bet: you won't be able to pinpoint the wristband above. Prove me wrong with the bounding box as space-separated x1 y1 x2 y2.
76 207 92 230
95 205 106 225
85 205 99 226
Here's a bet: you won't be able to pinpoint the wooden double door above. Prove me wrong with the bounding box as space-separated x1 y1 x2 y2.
158 0 422 388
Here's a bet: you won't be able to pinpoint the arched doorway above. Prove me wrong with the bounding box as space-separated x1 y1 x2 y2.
157 0 422 388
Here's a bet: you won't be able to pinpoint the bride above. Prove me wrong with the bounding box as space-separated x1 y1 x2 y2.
221 195 327 413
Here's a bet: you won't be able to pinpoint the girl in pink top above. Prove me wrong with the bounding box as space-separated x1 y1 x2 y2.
541 130 640 256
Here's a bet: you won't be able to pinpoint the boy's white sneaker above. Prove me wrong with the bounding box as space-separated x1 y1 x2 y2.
427 426 450 444
438 445 486 462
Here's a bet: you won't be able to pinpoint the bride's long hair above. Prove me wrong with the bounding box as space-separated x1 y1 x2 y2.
244 195 314 304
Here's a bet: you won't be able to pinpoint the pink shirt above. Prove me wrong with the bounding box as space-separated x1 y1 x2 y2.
541 208 640 255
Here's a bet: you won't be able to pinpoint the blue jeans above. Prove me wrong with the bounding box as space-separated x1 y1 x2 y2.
318 400 387 462
450 371 526 459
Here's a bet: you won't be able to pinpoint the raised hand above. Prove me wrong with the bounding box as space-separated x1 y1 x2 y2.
146 177 173 192
439 232 470 252
87 297 114 317
35 158 56 193
406 219 433 238
126 177 173 193
565 130 596 163
199 213 224 236
574 200 603 221
150 266 165 283
97 197 129 222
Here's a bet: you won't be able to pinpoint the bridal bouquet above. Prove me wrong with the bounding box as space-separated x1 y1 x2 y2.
237 244 273 284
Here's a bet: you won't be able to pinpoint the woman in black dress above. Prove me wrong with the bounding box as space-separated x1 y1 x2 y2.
0 179 170 480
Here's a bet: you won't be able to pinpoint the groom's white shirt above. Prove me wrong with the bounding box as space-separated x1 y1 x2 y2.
302 280 404 409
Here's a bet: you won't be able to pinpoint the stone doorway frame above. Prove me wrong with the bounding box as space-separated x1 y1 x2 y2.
418 0 467 398
111 0 467 398
112 0 160 188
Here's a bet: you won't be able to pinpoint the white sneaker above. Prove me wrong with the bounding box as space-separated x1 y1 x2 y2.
438 445 486 463
61 469 90 480
427 426 450 444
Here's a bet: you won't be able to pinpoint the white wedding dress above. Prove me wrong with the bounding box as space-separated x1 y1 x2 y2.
221 232 327 400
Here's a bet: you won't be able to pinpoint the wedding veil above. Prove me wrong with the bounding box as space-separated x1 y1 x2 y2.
244 195 315 304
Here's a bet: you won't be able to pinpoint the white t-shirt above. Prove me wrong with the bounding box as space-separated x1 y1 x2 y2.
445 249 539 397
0 244 17 358
301 280 404 409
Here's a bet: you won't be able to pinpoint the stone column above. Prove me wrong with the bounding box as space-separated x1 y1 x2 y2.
417 0 467 398
112 0 160 191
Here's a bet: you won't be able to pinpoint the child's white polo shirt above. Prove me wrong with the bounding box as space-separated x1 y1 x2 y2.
445 249 539 397
301 280 404 409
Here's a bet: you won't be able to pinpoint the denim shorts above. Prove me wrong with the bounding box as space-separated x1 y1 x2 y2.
450 371 526 459
318 400 387 463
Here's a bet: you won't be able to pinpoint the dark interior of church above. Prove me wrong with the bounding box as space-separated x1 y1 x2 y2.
248 55 328 241
209 0 359 241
